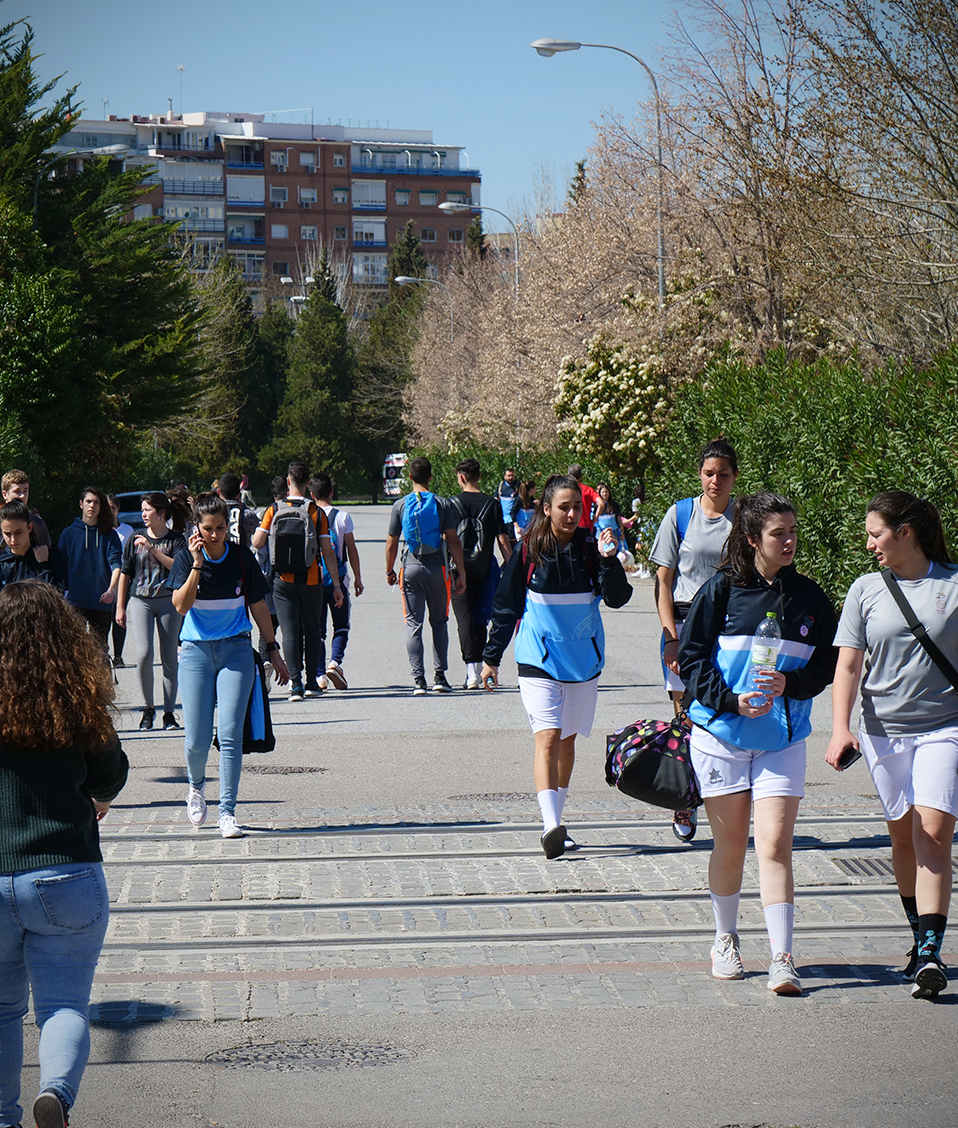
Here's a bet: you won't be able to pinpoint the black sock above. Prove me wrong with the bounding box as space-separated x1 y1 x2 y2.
917 913 947 961
900 894 920 942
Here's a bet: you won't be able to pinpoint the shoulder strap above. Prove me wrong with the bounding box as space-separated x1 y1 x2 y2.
882 570 958 693
676 496 695 544
450 495 467 522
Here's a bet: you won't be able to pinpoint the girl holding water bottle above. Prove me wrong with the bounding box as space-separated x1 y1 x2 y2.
677 493 838 994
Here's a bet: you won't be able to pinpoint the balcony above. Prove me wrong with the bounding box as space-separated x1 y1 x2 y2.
228 234 265 244
156 179 224 196
352 165 481 179
353 239 387 248
226 159 264 170
227 198 265 208
165 217 224 232
352 201 387 212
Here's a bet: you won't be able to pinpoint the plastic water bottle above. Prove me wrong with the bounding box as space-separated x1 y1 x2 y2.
748 612 781 704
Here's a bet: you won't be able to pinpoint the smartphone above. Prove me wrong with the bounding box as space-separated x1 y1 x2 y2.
837 745 862 770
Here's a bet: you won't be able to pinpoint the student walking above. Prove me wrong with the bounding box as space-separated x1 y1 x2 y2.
481 474 632 858
0 500 67 589
826 491 958 1000
116 491 189 731
678 493 837 995
169 494 289 839
0 581 128 1128
57 486 122 657
651 439 740 842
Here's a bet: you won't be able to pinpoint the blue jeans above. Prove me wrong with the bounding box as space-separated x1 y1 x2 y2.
0 863 109 1127
320 584 350 669
179 635 255 817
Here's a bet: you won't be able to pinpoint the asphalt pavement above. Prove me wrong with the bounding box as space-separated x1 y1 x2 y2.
21 505 957 1128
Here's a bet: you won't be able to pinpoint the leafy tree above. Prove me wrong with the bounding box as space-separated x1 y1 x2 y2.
567 159 588 204
250 299 294 454
466 214 485 262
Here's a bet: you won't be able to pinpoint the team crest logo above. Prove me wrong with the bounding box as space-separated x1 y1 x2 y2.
800 614 815 638
709 768 724 785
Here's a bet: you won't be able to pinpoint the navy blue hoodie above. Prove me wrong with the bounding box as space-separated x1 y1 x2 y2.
58 518 122 610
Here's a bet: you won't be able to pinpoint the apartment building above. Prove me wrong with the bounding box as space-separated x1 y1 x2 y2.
56 110 481 287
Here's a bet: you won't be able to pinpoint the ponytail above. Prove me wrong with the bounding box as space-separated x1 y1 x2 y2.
141 490 190 535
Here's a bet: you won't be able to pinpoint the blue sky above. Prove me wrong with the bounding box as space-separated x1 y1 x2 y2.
11 0 677 224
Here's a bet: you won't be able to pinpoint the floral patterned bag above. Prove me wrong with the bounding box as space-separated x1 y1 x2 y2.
605 714 702 811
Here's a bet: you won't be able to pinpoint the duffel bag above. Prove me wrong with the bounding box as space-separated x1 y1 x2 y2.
605 715 702 811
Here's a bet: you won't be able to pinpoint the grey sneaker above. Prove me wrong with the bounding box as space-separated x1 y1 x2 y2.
186 787 207 827
911 956 947 1000
710 932 745 980
413 676 428 696
33 1091 67 1128
767 952 802 995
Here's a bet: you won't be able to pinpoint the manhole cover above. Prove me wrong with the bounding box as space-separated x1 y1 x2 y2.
91 1002 174 1025
242 765 327 774
448 793 533 802
832 856 896 878
206 1039 416 1072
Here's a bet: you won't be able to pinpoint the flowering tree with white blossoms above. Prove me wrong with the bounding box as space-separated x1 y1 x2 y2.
554 336 669 478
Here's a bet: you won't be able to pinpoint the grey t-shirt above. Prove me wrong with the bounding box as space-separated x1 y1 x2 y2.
650 496 736 604
834 563 958 736
388 493 455 566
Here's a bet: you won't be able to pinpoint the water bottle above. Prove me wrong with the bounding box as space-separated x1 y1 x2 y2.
748 612 781 704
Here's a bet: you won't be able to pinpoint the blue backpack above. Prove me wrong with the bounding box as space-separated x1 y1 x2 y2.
675 497 695 545
319 506 349 586
401 491 441 558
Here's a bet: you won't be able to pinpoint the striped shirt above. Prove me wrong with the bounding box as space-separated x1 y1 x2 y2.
167 543 269 641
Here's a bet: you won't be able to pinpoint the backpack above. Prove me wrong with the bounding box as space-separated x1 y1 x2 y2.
401 491 442 559
224 499 251 547
319 506 349 585
268 497 318 573
451 495 497 578
675 496 695 545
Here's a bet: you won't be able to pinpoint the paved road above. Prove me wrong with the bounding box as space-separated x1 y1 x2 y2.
22 506 957 1127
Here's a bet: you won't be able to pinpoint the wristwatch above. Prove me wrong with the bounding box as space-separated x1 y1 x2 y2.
265 640 281 653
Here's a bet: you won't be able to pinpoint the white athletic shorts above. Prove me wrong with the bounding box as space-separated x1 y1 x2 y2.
858 724 958 822
690 724 806 801
517 676 599 739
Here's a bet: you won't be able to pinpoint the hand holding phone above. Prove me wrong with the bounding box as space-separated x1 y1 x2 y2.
837 745 862 770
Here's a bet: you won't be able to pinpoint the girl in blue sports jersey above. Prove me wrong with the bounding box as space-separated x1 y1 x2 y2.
677 492 838 995
168 494 289 839
481 474 632 859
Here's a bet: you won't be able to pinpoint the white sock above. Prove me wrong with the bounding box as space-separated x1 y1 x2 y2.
764 902 795 956
556 786 569 822
537 789 560 832
469 662 480 678
710 891 740 939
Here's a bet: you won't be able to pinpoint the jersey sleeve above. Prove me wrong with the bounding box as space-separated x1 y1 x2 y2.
833 578 868 651
259 505 275 532
649 505 680 569
166 546 193 592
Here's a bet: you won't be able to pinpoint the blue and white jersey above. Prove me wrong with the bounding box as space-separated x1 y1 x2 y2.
167 543 269 642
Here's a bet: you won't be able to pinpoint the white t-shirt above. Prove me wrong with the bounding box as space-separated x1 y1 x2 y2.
834 563 958 736
650 496 736 605
317 503 354 578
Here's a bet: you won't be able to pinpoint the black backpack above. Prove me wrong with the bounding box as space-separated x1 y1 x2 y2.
451 495 497 579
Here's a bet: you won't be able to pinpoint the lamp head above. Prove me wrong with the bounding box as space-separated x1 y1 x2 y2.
394 276 419 285
531 38 582 57
438 201 470 213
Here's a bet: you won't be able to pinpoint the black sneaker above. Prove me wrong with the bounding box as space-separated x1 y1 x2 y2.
902 943 919 982
672 808 697 842
138 706 155 731
412 676 429 696
33 1090 68 1128
432 671 452 693
911 955 947 1000
113 656 126 669
162 711 181 730
541 825 567 860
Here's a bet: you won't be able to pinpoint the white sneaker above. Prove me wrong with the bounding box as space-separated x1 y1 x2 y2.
218 813 243 838
186 787 207 826
318 674 329 690
464 673 481 689
710 932 745 980
326 662 348 690
767 952 802 995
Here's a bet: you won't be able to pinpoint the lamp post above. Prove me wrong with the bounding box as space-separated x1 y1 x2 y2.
530 38 667 310
395 275 454 341
439 201 520 304
32 144 129 225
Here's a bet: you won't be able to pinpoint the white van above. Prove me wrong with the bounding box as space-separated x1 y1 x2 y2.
382 453 408 497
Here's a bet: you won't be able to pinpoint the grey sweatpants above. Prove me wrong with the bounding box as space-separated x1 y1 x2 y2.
400 558 449 678
128 593 180 711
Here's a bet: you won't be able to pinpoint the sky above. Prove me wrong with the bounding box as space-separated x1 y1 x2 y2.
10 0 678 226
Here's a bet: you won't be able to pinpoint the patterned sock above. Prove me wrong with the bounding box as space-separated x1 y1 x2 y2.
710 891 740 939
917 913 947 962
764 902 795 957
537 789 560 832
900 894 920 943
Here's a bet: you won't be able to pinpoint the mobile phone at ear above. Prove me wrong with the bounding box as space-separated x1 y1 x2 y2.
838 745 861 770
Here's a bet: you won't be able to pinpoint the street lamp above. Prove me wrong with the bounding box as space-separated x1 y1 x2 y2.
439 201 520 304
530 38 667 310
395 275 454 342
32 144 129 224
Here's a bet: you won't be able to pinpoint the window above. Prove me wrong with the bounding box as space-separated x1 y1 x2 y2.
354 219 386 244
334 225 347 240
446 191 467 204
229 251 264 279
301 225 317 240
270 151 288 171
448 228 464 243
299 150 316 172
395 189 410 206
300 187 317 208
271 261 289 276
352 252 388 285
332 187 349 204
271 224 289 239
419 191 438 207
227 175 265 203
270 186 288 206
132 204 153 219
333 152 346 167
352 180 387 208
420 228 436 242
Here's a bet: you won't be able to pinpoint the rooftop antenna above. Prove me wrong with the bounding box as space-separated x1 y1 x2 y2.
177 65 185 116
101 97 109 118
168 97 173 118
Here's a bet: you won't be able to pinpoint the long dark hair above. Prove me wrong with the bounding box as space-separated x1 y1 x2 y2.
192 492 229 525
722 492 795 583
699 437 738 473
80 486 115 535
523 474 581 567
141 491 190 534
517 480 536 510
867 491 953 564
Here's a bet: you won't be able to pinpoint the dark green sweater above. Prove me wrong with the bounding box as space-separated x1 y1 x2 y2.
0 737 128 873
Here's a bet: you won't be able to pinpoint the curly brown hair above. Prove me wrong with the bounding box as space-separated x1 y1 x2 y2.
0 582 117 749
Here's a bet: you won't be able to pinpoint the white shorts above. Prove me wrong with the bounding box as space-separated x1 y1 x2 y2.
661 620 685 693
858 725 958 822
517 676 598 739
690 725 806 801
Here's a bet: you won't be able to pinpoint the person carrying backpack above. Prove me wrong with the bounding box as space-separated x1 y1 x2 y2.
384 457 467 696
450 458 513 689
216 470 260 548
250 461 343 701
